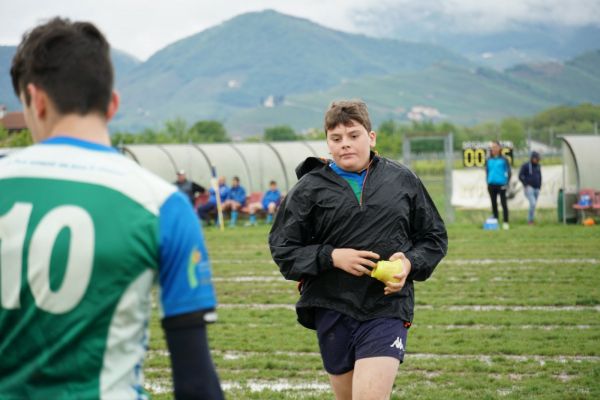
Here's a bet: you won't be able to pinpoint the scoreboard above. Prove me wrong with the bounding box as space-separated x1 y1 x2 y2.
462 141 513 167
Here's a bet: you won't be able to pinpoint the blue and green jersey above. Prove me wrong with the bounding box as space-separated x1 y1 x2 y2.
0 137 217 399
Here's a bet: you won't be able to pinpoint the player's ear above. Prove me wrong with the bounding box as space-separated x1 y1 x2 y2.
369 130 376 148
106 90 120 121
28 84 48 119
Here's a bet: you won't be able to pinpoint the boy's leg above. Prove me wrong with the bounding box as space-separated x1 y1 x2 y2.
352 318 407 399
245 203 258 226
315 309 356 399
267 202 276 223
248 213 257 225
353 357 399 400
315 309 407 399
230 202 240 226
328 371 353 400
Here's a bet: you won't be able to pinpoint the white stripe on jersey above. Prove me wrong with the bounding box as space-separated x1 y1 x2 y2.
0 144 176 215
100 269 153 400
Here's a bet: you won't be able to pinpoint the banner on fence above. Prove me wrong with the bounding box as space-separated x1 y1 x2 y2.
451 165 562 209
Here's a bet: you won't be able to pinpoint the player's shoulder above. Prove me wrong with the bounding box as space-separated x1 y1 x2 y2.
377 156 418 182
1 142 178 214
110 155 179 212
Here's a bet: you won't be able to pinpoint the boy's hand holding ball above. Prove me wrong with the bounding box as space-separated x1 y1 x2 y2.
331 248 380 277
371 252 411 295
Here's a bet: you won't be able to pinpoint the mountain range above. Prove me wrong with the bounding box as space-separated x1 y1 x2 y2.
357 5 600 70
1 10 599 136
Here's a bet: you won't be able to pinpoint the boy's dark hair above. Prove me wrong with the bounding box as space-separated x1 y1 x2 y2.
269 180 277 186
324 100 372 134
11 17 114 115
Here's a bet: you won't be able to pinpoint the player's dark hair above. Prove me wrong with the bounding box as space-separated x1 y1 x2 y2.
324 100 372 135
269 180 276 186
11 17 114 115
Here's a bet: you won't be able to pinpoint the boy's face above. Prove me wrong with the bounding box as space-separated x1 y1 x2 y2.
326 120 376 172
490 142 501 156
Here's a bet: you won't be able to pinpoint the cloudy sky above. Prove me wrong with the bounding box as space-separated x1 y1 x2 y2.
1 0 598 60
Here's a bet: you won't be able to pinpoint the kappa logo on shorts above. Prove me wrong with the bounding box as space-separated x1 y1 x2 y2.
390 337 404 350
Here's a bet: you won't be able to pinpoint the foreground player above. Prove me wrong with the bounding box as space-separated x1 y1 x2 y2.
269 100 447 399
0 18 223 399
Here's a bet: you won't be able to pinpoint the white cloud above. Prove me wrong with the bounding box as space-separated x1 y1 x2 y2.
0 0 597 60
357 0 600 34
0 0 372 60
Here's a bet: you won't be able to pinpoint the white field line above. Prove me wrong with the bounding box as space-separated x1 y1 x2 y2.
221 380 330 392
211 259 277 264
214 275 595 283
441 258 599 265
146 374 583 396
221 351 600 363
147 375 585 396
145 380 329 395
217 303 600 312
213 276 284 282
219 303 295 310
209 258 599 266
443 305 600 312
422 324 593 331
145 379 171 394
146 348 600 364
409 353 600 364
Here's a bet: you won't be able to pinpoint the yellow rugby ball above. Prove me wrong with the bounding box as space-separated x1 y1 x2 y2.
371 259 404 283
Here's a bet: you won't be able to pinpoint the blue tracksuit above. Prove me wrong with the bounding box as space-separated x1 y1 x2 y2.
227 185 247 206
486 156 511 186
262 189 282 209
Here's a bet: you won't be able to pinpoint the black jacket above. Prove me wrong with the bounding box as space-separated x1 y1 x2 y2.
518 161 542 189
268 154 448 329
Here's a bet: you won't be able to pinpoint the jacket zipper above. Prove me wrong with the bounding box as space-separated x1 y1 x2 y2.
359 159 374 209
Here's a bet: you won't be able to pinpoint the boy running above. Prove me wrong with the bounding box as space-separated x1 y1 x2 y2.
269 100 447 399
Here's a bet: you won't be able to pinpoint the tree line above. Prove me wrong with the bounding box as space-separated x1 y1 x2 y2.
3 104 599 158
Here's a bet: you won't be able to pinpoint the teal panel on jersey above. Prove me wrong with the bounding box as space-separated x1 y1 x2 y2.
0 177 159 398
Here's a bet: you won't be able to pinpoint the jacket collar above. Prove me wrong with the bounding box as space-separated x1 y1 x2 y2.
295 151 379 180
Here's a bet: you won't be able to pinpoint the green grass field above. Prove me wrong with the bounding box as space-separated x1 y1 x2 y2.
145 208 600 399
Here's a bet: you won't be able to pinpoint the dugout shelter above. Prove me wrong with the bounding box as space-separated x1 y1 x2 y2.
121 141 329 193
560 135 600 223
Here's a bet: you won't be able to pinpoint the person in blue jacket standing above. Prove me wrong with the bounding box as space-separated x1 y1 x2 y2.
519 151 542 224
485 141 512 230
222 176 247 226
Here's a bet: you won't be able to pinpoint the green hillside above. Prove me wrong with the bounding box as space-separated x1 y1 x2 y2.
506 50 600 104
2 11 599 135
113 10 468 130
225 51 600 134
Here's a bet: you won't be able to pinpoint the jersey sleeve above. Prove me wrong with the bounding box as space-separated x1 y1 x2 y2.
158 191 217 318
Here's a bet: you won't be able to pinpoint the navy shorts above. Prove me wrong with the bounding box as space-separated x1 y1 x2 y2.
314 308 409 375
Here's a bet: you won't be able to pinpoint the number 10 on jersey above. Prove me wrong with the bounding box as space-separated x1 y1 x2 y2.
0 202 94 314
